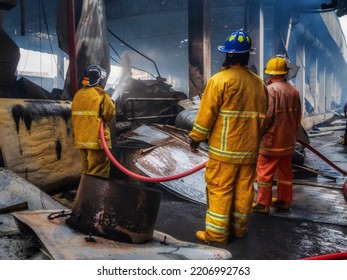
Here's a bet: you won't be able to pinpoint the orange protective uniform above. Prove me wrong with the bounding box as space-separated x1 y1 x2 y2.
256 76 302 205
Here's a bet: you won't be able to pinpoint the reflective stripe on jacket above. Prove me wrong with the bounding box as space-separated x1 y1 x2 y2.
189 65 268 164
260 77 302 156
71 85 115 149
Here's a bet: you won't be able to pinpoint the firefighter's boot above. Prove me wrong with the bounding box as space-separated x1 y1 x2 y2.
251 202 270 214
271 198 290 210
195 230 208 243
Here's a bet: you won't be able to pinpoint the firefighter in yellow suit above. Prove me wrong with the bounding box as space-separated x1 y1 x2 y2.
189 30 268 245
71 65 115 178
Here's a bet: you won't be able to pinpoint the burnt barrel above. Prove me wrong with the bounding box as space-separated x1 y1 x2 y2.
66 174 162 244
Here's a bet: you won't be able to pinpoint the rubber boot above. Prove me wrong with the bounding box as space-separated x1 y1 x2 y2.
271 197 290 210
251 203 270 214
195 230 207 243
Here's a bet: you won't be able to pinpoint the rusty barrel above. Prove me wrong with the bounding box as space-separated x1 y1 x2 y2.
66 174 162 244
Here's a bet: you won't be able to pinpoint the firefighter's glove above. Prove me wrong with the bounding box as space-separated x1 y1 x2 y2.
190 140 200 153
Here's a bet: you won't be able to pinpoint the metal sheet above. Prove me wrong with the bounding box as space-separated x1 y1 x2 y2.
135 141 208 204
125 124 171 144
0 168 65 211
122 124 208 204
13 210 232 260
0 167 67 233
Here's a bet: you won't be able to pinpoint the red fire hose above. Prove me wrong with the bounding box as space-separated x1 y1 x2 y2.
297 138 347 176
297 138 347 200
100 122 347 198
99 122 206 182
301 251 347 260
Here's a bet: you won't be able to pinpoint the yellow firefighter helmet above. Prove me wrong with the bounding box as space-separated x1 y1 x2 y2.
264 55 290 75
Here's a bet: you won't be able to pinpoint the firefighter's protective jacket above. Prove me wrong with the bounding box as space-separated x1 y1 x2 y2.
189 65 268 164
260 76 302 156
71 85 115 149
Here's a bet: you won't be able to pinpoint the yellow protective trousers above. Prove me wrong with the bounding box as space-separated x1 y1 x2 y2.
256 154 293 206
80 149 110 178
204 158 256 244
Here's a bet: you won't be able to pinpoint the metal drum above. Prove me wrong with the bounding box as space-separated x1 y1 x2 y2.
66 174 162 244
175 108 198 131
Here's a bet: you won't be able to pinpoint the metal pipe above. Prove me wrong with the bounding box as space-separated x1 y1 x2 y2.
67 0 77 97
20 0 25 36
0 202 28 214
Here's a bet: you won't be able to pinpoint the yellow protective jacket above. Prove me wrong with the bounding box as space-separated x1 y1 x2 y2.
260 76 302 156
189 65 268 164
71 85 115 149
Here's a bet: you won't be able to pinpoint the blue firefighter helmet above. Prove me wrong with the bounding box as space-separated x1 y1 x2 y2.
218 30 255 54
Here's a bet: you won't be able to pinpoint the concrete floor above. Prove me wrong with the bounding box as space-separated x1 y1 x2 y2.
154 131 347 260
155 186 347 260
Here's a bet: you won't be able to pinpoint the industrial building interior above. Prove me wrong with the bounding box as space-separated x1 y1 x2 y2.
0 0 347 262
2 0 347 126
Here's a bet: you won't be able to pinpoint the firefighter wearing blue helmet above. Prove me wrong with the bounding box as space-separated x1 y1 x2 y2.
217 30 255 54
189 30 268 245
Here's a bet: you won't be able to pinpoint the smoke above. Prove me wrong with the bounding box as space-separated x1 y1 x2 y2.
110 52 131 102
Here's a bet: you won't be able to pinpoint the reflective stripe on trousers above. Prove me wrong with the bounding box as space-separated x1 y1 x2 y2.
204 158 256 243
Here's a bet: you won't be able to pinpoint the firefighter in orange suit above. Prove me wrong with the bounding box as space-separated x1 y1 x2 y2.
251 55 302 214
188 30 268 245
71 65 115 178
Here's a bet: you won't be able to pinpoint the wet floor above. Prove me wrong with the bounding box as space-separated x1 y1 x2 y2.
154 131 347 260
155 188 347 260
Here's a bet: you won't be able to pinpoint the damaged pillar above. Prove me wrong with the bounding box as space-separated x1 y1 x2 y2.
188 0 211 98
0 0 20 98
246 0 263 78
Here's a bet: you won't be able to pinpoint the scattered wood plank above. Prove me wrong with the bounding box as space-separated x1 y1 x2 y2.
308 131 334 137
292 179 343 190
292 164 339 181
